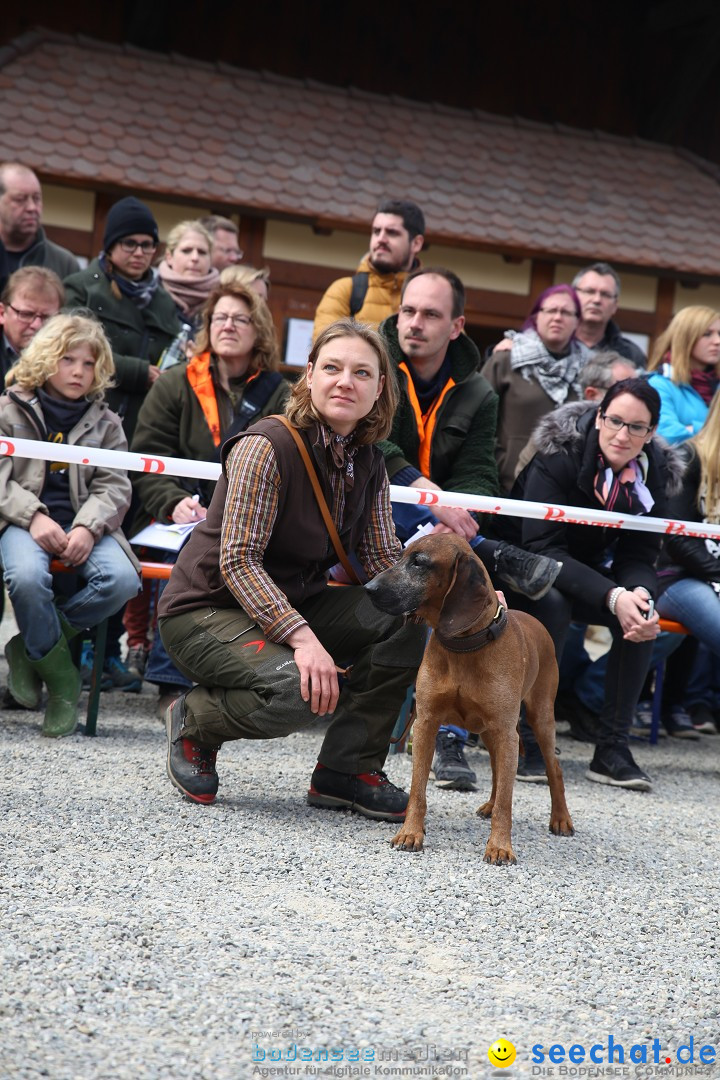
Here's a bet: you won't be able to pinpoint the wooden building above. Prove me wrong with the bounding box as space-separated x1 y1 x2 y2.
3 30 720 361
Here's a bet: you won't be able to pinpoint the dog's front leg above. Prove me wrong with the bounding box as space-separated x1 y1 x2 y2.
391 710 436 852
483 727 519 865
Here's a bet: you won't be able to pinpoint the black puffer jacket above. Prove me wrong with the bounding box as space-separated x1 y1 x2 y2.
511 402 684 611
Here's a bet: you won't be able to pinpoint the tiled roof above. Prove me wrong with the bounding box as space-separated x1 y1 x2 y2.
2 30 720 277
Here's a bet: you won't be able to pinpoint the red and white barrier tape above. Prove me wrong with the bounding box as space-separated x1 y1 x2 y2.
2 435 719 541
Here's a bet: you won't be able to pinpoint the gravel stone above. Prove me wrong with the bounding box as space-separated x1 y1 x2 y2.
1 611 720 1078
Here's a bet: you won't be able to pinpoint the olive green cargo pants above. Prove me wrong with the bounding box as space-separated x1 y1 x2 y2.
159 586 426 774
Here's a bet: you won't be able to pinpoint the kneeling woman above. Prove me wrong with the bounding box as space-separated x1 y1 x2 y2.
0 314 141 736
159 319 426 818
510 379 677 790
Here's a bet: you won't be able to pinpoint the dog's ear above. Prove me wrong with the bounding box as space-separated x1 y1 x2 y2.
437 552 493 637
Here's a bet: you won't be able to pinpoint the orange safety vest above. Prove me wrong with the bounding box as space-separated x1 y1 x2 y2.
398 361 455 479
186 352 258 448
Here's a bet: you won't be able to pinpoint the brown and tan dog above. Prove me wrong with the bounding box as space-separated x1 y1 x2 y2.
366 533 574 864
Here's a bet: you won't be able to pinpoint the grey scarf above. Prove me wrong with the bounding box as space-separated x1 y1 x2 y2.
506 328 589 406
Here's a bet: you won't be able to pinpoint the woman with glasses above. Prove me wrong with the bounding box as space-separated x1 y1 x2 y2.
484 284 590 491
127 280 289 711
63 197 181 443
505 378 680 791
63 197 181 691
646 305 720 444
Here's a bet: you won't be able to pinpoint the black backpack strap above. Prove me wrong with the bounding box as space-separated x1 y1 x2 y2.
224 371 284 441
349 272 369 317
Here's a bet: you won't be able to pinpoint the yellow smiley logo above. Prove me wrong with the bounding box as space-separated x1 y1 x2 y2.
488 1039 516 1068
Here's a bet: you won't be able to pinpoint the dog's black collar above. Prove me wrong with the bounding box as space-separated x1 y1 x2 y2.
434 604 508 653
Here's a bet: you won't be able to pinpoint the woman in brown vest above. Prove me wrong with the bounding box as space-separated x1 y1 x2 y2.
158 319 427 820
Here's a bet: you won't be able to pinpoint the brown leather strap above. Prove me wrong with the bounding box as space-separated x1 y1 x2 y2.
273 415 361 586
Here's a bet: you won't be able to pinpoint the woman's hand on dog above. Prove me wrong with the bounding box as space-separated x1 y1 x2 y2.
287 625 340 715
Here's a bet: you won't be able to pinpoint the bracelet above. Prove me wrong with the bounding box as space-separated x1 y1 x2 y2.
607 587 626 615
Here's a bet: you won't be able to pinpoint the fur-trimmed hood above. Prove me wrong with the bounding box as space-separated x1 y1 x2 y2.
530 400 686 496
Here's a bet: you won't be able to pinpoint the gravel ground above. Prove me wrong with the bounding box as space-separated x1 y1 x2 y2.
2 610 720 1080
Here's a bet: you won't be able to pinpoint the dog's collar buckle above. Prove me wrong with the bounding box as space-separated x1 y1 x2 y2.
435 604 509 653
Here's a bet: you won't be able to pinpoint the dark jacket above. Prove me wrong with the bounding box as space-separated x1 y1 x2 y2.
63 258 180 440
10 226 79 280
511 403 683 610
595 319 647 368
377 314 499 496
657 444 720 594
0 335 18 385
158 418 388 620
130 358 289 534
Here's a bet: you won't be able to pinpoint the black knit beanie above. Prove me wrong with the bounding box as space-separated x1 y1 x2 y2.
103 197 159 251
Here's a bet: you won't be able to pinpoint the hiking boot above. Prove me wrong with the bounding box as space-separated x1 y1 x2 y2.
4 634 42 709
103 655 142 693
307 764 408 821
80 642 113 692
663 705 701 741
165 696 219 805
586 744 651 791
125 645 148 680
554 691 598 743
689 704 719 735
493 542 561 600
516 755 549 784
430 730 477 790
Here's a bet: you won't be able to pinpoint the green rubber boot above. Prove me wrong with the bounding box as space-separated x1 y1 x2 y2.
29 635 82 738
4 634 42 709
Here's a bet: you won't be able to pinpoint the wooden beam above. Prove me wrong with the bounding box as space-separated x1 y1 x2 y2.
43 225 93 259
651 278 676 352
238 217 266 269
91 192 115 259
529 259 555 299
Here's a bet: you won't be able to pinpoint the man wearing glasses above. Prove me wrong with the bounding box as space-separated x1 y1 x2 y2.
572 262 647 367
0 267 64 381
0 164 79 288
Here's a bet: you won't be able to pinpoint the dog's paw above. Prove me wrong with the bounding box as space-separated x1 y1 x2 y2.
391 828 425 852
476 799 494 818
483 842 517 865
549 814 575 836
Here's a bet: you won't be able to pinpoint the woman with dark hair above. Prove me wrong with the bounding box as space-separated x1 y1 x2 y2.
158 319 426 818
127 280 289 709
506 377 680 790
484 284 590 491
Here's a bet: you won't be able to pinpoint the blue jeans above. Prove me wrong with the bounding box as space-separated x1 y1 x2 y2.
565 630 682 714
144 576 192 690
656 578 720 657
0 525 140 659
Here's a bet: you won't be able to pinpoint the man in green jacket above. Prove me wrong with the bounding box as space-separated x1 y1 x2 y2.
379 267 561 789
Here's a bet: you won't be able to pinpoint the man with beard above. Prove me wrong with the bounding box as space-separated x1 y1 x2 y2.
313 199 424 339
